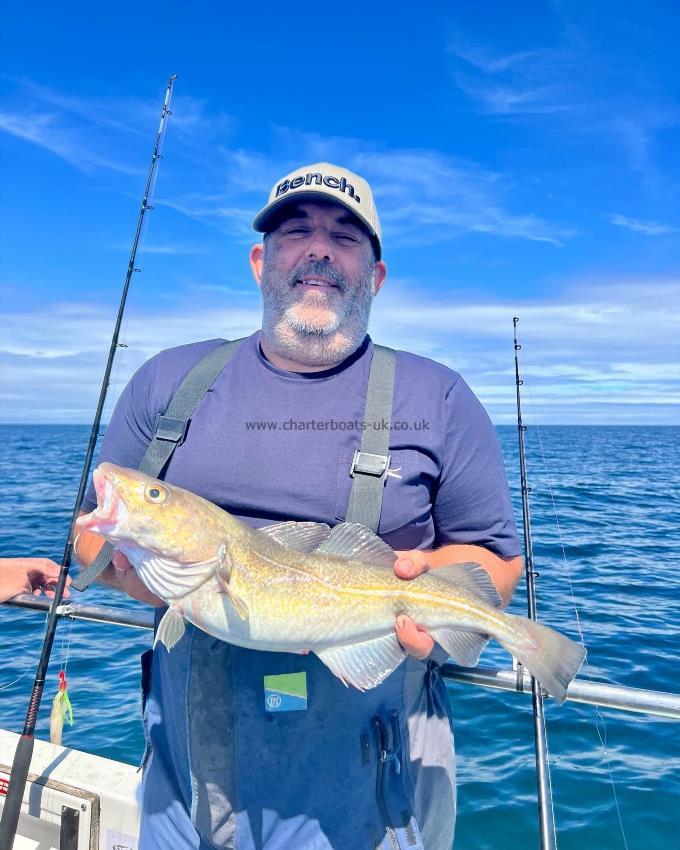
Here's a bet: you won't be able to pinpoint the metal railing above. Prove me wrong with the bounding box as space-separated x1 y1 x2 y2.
4 594 679 721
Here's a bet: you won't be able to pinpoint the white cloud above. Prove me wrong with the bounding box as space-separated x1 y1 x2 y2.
1 279 677 424
610 214 678 236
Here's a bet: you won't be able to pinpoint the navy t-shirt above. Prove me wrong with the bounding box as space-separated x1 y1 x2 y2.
83 331 520 557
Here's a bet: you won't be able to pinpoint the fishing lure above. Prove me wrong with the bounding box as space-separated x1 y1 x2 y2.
49 670 74 746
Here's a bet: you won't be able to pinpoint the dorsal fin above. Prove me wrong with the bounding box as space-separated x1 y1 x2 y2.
430 562 502 608
259 521 331 552
314 522 396 568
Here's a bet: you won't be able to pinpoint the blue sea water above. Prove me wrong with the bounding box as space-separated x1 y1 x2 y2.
1 424 678 849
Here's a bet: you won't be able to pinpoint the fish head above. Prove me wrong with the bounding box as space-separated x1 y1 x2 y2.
77 462 228 601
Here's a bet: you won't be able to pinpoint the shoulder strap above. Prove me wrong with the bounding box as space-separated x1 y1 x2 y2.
345 344 397 533
73 339 245 592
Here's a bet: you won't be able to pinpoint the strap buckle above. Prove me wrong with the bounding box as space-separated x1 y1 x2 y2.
154 414 188 444
349 449 391 479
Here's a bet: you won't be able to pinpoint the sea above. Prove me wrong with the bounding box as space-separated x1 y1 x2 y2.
1 424 678 850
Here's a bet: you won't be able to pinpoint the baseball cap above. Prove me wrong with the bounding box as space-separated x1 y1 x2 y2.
252 162 382 259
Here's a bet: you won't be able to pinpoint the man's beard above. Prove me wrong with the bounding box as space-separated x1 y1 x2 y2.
259 255 375 368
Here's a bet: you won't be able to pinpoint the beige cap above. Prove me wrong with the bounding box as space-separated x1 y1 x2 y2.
252 162 382 259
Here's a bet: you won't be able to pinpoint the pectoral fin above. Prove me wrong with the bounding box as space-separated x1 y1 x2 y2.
316 633 406 691
216 568 249 621
154 607 186 651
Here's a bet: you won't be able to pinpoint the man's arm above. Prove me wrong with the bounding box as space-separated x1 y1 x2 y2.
393 544 523 659
74 512 164 606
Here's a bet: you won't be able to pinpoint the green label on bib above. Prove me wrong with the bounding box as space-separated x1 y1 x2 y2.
264 672 308 712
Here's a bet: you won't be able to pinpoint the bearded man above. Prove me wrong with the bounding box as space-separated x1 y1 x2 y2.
76 163 522 850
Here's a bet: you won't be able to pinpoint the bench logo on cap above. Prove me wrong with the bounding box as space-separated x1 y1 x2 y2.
275 170 361 204
252 162 382 259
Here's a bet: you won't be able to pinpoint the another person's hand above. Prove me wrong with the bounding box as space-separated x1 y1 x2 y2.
111 551 165 607
393 550 434 660
0 557 71 603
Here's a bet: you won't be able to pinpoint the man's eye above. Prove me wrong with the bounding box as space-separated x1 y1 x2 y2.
334 232 359 243
284 227 309 237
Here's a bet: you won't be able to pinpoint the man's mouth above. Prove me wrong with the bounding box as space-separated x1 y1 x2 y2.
294 277 340 292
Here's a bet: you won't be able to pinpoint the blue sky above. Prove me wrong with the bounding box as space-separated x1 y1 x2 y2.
1 0 678 424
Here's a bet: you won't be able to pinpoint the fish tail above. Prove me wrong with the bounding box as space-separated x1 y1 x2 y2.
500 616 586 704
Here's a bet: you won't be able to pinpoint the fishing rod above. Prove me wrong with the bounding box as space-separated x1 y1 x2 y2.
0 75 177 850
513 317 557 850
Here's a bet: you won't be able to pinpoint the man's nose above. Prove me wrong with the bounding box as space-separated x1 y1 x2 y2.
306 229 334 262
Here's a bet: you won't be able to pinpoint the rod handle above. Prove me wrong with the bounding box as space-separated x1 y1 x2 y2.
0 734 35 849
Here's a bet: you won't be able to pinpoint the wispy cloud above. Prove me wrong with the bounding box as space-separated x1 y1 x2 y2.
610 214 678 236
0 109 142 174
447 30 680 198
449 40 574 116
0 78 236 177
134 243 207 255
161 128 574 247
1 78 572 248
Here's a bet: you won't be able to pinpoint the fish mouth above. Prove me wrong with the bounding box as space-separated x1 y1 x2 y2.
76 466 128 537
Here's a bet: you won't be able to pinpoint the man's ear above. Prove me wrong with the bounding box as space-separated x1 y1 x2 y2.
249 243 265 287
372 261 387 296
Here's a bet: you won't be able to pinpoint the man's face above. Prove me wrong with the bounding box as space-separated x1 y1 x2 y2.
250 201 386 364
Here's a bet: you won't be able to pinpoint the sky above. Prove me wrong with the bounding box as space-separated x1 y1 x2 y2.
1 0 678 424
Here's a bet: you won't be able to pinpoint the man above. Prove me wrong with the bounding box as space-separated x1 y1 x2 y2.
76 163 522 850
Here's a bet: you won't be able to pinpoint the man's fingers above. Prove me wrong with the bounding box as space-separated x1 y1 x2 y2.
395 615 434 660
394 549 429 580
112 551 132 572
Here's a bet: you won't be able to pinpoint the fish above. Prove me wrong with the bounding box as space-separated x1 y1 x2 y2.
76 462 586 702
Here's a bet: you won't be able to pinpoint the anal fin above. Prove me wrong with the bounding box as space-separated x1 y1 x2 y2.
429 628 489 667
316 633 406 691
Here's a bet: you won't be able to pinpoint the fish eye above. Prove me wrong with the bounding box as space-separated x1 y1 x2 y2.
145 485 167 503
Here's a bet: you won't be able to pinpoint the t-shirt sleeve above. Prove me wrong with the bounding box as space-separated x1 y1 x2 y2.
80 354 164 513
433 376 521 558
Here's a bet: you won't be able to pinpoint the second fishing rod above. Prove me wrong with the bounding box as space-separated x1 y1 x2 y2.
0 74 177 850
513 316 557 850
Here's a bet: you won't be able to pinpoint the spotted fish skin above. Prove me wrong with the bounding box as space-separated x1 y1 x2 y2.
77 463 585 700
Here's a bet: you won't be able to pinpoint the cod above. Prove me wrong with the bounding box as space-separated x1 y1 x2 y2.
77 462 585 702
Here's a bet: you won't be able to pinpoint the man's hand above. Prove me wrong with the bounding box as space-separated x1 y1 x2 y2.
0 557 71 603
392 544 523 661
393 550 434 660
110 552 165 607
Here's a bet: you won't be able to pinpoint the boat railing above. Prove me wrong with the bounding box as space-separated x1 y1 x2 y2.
4 594 678 721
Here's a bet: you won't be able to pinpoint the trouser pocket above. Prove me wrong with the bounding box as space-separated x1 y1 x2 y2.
138 648 154 772
373 713 424 850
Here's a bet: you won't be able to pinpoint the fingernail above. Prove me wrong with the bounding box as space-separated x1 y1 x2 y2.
399 559 413 574
397 615 406 629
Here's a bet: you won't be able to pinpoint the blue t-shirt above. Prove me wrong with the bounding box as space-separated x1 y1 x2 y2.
83 331 520 557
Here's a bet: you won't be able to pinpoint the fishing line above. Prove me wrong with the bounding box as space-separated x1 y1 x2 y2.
0 618 50 692
522 367 631 850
